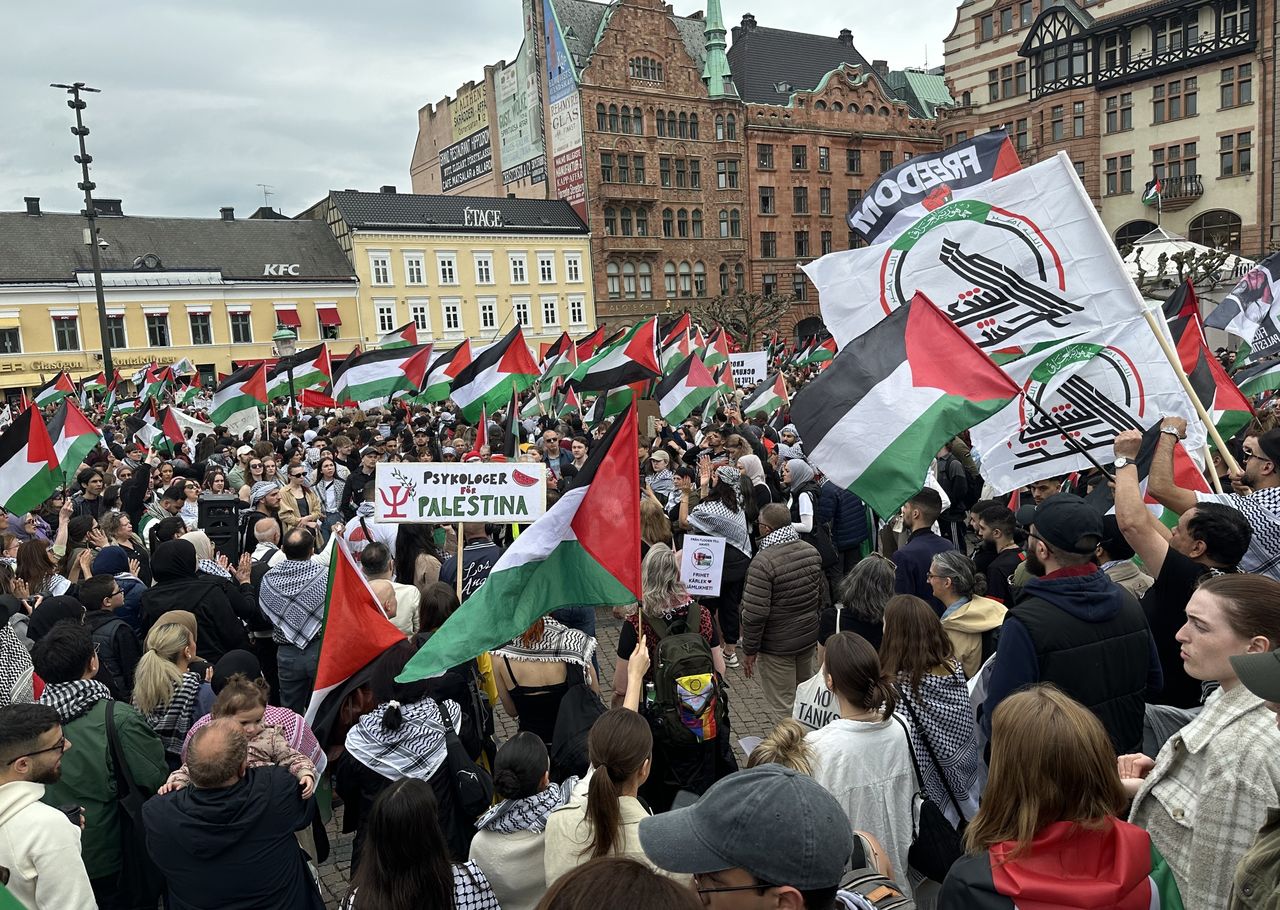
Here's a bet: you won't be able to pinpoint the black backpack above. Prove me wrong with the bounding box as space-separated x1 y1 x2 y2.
648 604 727 747
550 662 606 782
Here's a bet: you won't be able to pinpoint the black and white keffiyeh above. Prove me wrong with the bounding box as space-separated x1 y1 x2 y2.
895 659 980 817
259 559 328 648
146 670 204 755
197 558 232 580
345 698 462 782
759 524 799 550
689 497 752 557
491 617 595 667
475 776 578 834
0 623 33 707
40 678 112 723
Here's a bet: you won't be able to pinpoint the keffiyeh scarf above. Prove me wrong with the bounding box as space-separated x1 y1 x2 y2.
475 777 578 834
689 498 752 557
345 698 461 782
491 617 596 667
0 623 34 707
40 678 112 723
197 558 232 579
759 525 800 550
146 671 204 755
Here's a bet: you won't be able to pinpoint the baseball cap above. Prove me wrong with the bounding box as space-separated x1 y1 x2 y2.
1017 493 1102 554
1257 428 1280 465
650 450 670 465
1231 651 1280 702
638 765 853 890
360 446 379 458
1098 514 1135 560
236 445 253 456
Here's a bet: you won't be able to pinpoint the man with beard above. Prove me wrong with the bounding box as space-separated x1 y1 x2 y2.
1146 418 1280 581
0 703 96 909
982 494 1162 754
241 481 284 556
977 504 1023 603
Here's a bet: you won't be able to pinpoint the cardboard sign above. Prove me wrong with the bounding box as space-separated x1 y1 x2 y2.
679 534 725 597
729 351 767 387
374 462 547 524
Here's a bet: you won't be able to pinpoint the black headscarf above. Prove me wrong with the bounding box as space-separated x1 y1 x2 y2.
211 650 262 694
150 539 197 584
27 595 87 641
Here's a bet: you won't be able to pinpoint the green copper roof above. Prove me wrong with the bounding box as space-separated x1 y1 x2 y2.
702 0 735 98
886 68 953 118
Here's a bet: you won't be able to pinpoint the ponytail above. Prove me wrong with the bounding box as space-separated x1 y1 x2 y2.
747 719 815 774
824 631 897 718
132 622 191 715
583 709 652 860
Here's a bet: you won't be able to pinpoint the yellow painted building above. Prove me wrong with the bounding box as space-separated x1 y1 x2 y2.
300 190 598 349
0 199 361 398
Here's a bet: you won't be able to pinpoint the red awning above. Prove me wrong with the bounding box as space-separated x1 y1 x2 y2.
275 307 301 327
317 307 341 326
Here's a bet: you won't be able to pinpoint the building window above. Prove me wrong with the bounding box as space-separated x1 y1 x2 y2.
692 209 704 239
633 155 645 184
847 188 863 209
664 262 677 296
794 231 810 257
1019 0 1032 25
793 186 809 215
758 144 774 169
1000 6 1013 32
716 159 739 189
1104 154 1132 195
1220 131 1252 176
635 207 649 236
679 112 688 138
480 298 497 329
1015 118 1028 149
537 254 555 283
821 230 833 255
105 315 126 349
1221 0 1252 36
690 114 699 139
606 262 620 299
734 263 745 293
1153 13 1196 56
510 253 528 284
1153 77 1197 123
437 254 457 285
629 57 664 81
638 262 652 298
618 155 630 184
675 159 686 188
1014 60 1027 95
817 147 830 172
1153 142 1197 180
1073 161 1086 179
846 149 862 174
603 207 617 235
762 273 777 296
621 106 633 135
1105 93 1132 132
140 313 169 347
819 187 831 216
656 110 666 137
980 13 993 40
0 328 19 354
761 231 777 258
1221 64 1252 108
879 150 893 173
569 295 586 324
725 114 736 140
791 145 807 170
409 301 430 333
663 208 674 238
715 114 726 140
608 105 619 132
1072 100 1085 137
565 253 582 283
369 252 391 286
759 186 775 214
404 253 425 285
679 261 692 297
1050 105 1064 141
689 158 701 189
443 301 461 333
375 302 396 334
227 313 250 345
693 262 706 297
730 209 741 237
541 296 558 327
600 152 613 182
189 313 212 346
792 272 807 301
660 156 671 187
474 253 494 285
988 69 1000 103
1000 65 1014 99
596 103 607 131
622 262 636 299
677 208 689 238
620 207 633 236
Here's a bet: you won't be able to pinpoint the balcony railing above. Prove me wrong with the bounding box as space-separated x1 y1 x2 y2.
1157 174 1204 212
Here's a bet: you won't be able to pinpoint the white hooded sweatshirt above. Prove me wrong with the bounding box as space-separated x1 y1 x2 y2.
0 780 96 909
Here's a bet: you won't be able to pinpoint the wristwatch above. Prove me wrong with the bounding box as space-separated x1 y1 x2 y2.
1113 456 1132 469
1160 426 1184 439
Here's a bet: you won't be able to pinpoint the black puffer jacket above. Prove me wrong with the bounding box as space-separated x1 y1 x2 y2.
139 540 248 662
739 535 828 656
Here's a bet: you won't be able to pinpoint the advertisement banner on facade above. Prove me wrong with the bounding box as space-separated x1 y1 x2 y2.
728 352 768 387
497 38 545 185
452 83 490 143
502 156 547 185
440 130 493 192
543 0 587 220
374 462 547 524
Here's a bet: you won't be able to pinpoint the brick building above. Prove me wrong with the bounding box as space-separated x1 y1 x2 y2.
939 0 1277 255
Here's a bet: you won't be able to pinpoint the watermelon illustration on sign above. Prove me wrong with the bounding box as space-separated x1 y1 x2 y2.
511 469 540 487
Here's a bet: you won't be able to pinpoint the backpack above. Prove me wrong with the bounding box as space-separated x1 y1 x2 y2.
647 603 728 747
550 662 606 782
841 832 916 908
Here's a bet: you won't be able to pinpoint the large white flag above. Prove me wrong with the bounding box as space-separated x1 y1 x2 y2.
805 153 1146 355
1204 252 1280 362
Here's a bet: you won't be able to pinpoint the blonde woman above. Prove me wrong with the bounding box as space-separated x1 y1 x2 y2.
133 620 213 764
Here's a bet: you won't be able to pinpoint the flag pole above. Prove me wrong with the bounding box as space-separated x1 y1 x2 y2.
455 522 464 601
1203 443 1225 493
1052 152 1242 476
1019 393 1115 482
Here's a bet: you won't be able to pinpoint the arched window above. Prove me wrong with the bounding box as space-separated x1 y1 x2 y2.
689 114 699 139
729 209 741 237
635 207 649 236
734 263 745 293
691 209 703 238
667 111 677 136
638 261 653 298
622 261 637 299
608 104 619 132
677 208 689 238
596 103 607 131
832 101 843 111
719 209 730 238
879 106 890 116
620 207 633 236
719 262 730 294
864 104 876 114
1113 219 1158 248
633 108 643 135
656 109 666 137
679 112 688 138
726 114 737 139
664 261 677 296
606 261 620 299
815 100 827 110
603 206 617 235
662 208 674 238
715 114 726 140
693 261 706 297
621 106 632 134
1188 210 1243 253
679 261 693 297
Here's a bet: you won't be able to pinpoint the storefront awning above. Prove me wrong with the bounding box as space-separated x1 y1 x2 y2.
275 307 301 327
316 306 341 326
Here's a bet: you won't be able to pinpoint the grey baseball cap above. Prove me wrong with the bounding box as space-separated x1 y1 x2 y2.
637 764 852 890
1231 651 1280 702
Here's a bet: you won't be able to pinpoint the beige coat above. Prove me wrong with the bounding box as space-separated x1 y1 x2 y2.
941 595 1007 678
278 485 323 533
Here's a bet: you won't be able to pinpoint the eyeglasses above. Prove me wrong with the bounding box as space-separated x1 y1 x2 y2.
290 472 305 478
250 462 263 469
1243 448 1272 463
3 736 67 766
110 588 123 597
692 874 778 898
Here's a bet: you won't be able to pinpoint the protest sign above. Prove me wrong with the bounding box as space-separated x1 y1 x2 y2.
374 462 547 523
729 351 767 387
679 534 725 596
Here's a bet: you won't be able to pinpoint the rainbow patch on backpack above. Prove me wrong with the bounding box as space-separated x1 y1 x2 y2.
675 673 717 741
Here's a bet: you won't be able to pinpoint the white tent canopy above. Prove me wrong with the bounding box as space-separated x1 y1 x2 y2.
1122 226 1254 294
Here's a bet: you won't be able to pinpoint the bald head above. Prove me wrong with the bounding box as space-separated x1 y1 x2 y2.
369 579 397 619
253 516 280 544
186 718 248 788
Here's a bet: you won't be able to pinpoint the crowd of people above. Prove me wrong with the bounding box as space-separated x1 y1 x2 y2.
0 376 1279 910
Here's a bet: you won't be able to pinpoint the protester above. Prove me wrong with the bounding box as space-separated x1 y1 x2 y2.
817 481 870 574
360 541 420 637
927 550 1007 678
746 718 815 774
536 857 699 910
974 504 1021 603
680 461 751 668
782 458 839 592
259 529 329 714
818 553 895 659
279 460 324 538
493 616 599 753
91 544 148 630
440 522 504 600
892 487 957 613
140 538 249 662
133 619 213 763
942 685 1183 907
1096 514 1154 597
80 572 143 699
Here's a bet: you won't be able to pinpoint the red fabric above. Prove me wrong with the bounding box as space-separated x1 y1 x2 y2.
275 308 301 327
317 307 341 326
570 404 642 600
1040 564 1100 581
905 293 1021 402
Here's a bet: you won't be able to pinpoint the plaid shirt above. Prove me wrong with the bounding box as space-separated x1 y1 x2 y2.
258 559 328 649
1130 683 1280 910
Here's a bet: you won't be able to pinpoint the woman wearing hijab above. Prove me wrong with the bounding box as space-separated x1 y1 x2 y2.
736 454 772 513
783 459 841 596
140 539 249 662
90 546 147 632
183 530 257 630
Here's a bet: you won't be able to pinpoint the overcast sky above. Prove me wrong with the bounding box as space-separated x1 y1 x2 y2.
0 0 944 220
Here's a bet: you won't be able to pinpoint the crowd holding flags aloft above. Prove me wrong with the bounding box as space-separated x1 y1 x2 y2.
333 344 433 408
654 353 717 425
420 340 472 403
378 321 419 350
448 326 540 422
46 399 101 483
33 371 75 407
210 363 269 426
1162 282 1254 443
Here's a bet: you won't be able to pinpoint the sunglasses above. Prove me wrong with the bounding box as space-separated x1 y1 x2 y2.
250 463 263 469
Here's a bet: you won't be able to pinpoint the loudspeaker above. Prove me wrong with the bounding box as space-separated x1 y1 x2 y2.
198 494 241 561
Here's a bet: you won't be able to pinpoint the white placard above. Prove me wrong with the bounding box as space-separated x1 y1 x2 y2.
679 534 725 597
728 351 767 387
374 462 547 524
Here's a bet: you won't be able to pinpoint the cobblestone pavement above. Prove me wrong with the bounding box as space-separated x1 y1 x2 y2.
316 607 785 906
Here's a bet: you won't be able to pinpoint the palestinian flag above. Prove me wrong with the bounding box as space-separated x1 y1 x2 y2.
575 325 607 362
661 312 692 347
379 321 418 350
129 364 153 386
267 343 332 401
47 400 100 480
139 366 173 402
1141 175 1162 207
305 540 408 726
1085 421 1211 527
588 384 643 427
300 387 337 409
700 328 731 369
570 317 661 392
791 293 1021 517
558 385 582 418
807 337 837 365
1164 281 1253 444
540 333 578 384
742 373 789 418
131 404 185 454
420 341 473 403
169 357 197 376
176 376 202 406
449 326 540 422
398 404 641 682
660 328 695 372
81 371 108 394
0 409 58 514
655 354 717 425
33 372 76 407
1234 356 1280 399
210 363 269 425
333 345 433 407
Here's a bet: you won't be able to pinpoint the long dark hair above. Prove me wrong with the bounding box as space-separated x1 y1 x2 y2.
492 732 550 800
148 515 186 554
584 709 652 860
824 631 897 718
348 778 453 909
394 524 439 586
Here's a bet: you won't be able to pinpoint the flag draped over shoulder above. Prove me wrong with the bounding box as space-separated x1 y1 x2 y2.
0 409 59 514
1204 251 1280 363
210 363 268 426
1163 281 1253 443
398 404 642 683
791 293 1020 517
449 326 539 422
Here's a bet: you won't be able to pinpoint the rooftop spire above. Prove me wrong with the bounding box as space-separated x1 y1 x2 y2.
702 0 734 98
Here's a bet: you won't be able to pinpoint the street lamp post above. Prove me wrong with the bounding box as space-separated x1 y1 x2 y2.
273 327 298 416
51 82 113 381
